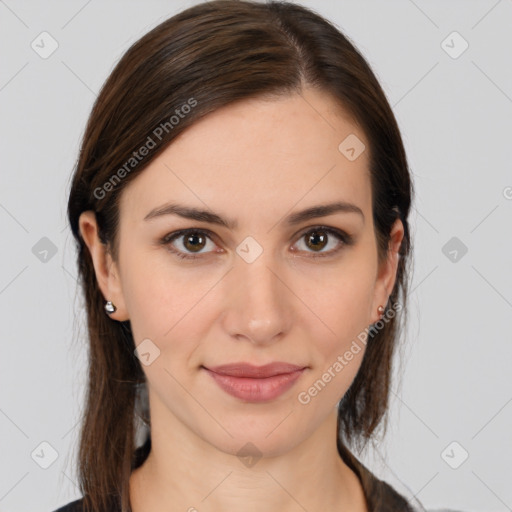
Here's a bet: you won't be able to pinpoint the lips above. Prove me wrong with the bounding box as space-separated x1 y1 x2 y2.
204 362 306 378
202 362 307 402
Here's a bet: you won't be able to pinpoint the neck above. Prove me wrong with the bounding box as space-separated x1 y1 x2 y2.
129 396 367 512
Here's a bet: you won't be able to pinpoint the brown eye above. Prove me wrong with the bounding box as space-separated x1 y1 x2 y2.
293 226 352 258
304 230 328 252
162 229 217 260
182 232 207 252
162 226 353 262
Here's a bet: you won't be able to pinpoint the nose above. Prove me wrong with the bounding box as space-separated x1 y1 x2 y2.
221 251 293 346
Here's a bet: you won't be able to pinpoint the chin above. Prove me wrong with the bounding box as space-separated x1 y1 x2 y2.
197 415 309 461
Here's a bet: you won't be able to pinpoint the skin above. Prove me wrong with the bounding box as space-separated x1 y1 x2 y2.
80 86 404 512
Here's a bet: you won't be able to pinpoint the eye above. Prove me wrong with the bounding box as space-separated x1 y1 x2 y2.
161 229 218 260
160 226 354 261
291 226 353 258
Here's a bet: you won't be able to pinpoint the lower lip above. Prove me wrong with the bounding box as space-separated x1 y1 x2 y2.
203 368 305 402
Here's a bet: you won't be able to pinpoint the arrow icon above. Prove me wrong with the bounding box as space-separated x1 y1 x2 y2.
236 237 263 263
441 440 469 469
32 237 58 262
31 441 59 468
338 134 365 161
440 31 468 59
135 339 161 366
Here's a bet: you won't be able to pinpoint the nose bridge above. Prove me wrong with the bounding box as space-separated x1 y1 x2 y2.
225 246 291 344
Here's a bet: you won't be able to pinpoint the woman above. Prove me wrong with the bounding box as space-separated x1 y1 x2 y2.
54 1 433 510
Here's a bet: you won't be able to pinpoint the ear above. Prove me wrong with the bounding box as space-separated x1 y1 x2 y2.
78 210 129 321
370 218 405 324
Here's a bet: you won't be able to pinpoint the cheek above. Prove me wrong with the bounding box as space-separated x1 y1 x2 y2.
299 254 376 343
297 257 376 395
120 248 220 347
118 247 171 337
299 290 371 409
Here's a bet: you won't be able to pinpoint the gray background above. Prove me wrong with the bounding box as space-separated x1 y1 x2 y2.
1 0 511 511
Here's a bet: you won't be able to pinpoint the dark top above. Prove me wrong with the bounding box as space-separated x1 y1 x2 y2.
53 436 423 511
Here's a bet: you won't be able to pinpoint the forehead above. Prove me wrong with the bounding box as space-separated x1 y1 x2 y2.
120 87 372 226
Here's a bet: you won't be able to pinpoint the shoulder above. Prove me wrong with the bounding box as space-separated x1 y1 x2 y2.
365 476 464 512
338 443 415 511
52 496 123 512
52 497 85 512
367 475 417 511
51 438 148 512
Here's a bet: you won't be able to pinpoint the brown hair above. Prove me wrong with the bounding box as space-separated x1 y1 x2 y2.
67 1 414 510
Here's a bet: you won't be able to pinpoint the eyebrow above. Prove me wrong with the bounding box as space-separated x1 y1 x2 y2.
143 200 365 228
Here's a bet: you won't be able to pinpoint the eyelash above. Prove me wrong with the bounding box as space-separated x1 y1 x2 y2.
160 226 354 261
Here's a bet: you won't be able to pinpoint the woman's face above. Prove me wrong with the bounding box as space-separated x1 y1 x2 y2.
82 86 403 457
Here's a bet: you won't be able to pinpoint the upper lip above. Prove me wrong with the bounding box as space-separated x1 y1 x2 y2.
204 362 307 378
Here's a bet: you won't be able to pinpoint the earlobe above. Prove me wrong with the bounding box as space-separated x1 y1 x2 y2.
78 211 129 321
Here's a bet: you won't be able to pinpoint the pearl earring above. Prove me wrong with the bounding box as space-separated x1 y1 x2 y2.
104 300 117 314
377 305 385 319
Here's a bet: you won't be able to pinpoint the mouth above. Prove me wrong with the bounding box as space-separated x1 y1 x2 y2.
201 362 308 402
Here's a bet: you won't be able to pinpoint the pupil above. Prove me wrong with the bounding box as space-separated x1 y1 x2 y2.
185 233 204 252
307 231 326 251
